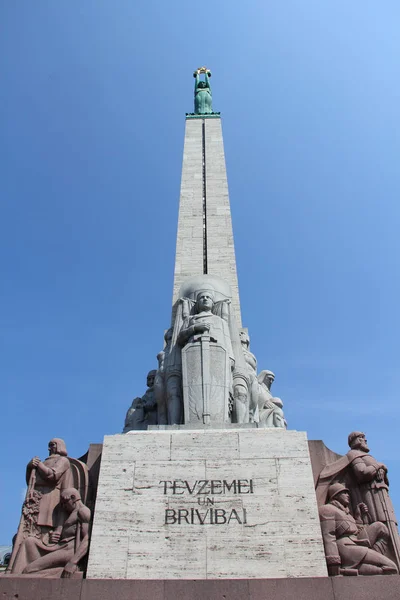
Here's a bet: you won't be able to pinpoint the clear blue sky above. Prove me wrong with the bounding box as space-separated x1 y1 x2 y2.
1 1 400 543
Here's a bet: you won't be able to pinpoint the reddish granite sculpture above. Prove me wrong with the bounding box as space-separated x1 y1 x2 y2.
316 431 400 575
346 432 398 528
10 488 90 578
24 439 73 531
319 483 398 575
7 438 89 575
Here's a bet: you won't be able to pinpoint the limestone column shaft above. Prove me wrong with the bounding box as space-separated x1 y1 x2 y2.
172 116 242 327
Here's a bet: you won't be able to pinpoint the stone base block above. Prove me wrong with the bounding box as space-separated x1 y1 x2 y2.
2 576 400 600
86 428 327 579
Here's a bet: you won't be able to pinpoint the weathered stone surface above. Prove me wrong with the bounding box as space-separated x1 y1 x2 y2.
331 574 400 600
173 119 204 307
81 579 165 600
248 577 335 600
172 117 241 327
2 575 400 599
0 577 83 600
86 428 327 579
204 118 241 324
165 579 249 600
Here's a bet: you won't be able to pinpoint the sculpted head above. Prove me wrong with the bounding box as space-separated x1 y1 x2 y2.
196 290 214 313
327 482 350 507
197 81 207 89
60 488 81 513
164 328 173 344
348 431 369 453
48 438 67 457
147 370 157 388
264 370 275 390
239 330 250 348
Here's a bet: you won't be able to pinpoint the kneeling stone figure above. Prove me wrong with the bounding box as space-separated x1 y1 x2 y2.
319 483 398 576
11 487 90 578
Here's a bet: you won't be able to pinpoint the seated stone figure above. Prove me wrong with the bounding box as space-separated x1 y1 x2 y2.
11 488 91 578
239 333 286 427
319 483 398 576
123 370 158 431
256 370 286 428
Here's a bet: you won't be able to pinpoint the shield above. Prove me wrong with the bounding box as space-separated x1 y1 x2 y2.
182 335 231 424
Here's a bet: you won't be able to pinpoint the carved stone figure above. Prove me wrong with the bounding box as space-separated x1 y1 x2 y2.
347 432 396 525
123 397 146 431
10 487 91 578
178 291 234 356
239 330 259 423
25 439 73 532
238 333 287 429
257 370 286 428
162 327 183 425
154 345 167 426
7 441 89 576
319 483 398 576
316 431 400 572
178 289 233 424
123 371 158 432
168 275 249 425
193 67 212 114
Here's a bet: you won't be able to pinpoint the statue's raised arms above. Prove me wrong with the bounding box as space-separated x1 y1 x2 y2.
193 67 212 114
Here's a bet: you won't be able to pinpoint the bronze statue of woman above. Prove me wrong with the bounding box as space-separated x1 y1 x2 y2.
193 68 212 114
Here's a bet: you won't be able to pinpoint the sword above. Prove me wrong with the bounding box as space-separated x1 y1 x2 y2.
200 334 211 425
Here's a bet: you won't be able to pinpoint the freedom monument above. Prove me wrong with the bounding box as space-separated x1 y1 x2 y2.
2 69 400 599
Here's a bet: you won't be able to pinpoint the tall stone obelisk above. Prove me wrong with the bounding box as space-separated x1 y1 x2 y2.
173 113 241 326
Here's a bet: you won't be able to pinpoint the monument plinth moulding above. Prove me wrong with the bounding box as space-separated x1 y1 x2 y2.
3 69 400 599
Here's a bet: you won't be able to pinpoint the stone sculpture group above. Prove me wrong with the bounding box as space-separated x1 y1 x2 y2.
123 275 287 431
8 429 400 579
316 432 400 576
7 439 91 578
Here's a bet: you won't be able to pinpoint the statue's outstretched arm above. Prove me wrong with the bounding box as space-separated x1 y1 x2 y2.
205 71 211 92
194 72 200 93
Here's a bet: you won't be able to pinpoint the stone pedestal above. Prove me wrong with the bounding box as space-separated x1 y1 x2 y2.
86 428 327 579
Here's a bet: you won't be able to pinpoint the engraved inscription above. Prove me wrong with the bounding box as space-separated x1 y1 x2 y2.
165 507 247 525
159 479 254 495
159 479 254 525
